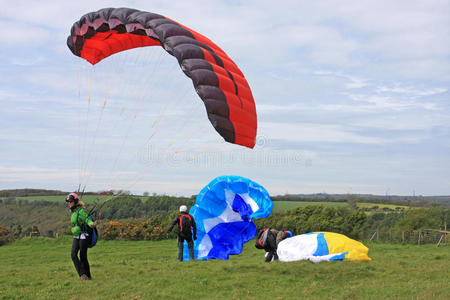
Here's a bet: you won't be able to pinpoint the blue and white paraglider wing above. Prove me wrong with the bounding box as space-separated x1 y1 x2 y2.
186 176 273 260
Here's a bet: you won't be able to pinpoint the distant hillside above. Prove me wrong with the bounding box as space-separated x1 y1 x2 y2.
0 189 68 197
272 194 450 207
1 189 449 206
0 189 100 198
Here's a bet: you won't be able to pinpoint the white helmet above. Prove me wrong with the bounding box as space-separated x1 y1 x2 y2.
179 205 188 212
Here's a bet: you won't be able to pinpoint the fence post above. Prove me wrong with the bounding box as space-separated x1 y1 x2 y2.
436 235 444 247
418 231 421 245
402 231 405 244
370 231 377 241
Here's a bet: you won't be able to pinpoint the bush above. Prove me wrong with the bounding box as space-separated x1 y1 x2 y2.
255 205 367 239
100 219 167 241
0 225 11 246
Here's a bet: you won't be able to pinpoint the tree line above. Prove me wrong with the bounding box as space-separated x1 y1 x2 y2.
1 195 448 245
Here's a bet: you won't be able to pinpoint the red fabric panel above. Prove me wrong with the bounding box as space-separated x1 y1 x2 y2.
80 31 161 65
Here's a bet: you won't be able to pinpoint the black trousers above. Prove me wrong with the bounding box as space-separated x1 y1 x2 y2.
177 235 194 261
71 238 91 278
265 250 279 262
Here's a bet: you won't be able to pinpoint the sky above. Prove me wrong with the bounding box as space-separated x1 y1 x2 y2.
0 0 449 196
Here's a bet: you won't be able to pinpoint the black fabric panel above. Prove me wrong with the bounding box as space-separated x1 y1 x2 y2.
172 44 205 64
80 11 97 24
129 28 147 36
164 36 214 54
146 18 176 28
195 85 227 102
207 114 235 143
98 7 115 21
189 69 219 88
110 23 127 33
128 11 154 24
94 22 110 32
83 27 97 39
203 99 229 118
133 12 164 25
109 8 140 21
154 23 195 41
180 58 213 74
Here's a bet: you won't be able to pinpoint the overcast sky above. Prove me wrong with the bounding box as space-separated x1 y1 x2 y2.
1 0 449 196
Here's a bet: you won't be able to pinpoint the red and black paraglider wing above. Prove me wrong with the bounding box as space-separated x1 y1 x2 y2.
67 8 257 148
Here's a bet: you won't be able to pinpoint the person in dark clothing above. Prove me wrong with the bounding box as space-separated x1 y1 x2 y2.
167 205 197 261
66 193 96 280
255 228 293 262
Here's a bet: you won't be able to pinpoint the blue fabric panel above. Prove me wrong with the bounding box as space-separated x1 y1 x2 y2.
329 252 348 261
313 233 329 256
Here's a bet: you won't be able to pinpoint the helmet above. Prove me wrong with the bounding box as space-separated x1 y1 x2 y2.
65 192 79 203
179 205 187 212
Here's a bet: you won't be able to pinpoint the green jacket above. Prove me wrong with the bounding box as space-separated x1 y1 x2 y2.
71 206 95 237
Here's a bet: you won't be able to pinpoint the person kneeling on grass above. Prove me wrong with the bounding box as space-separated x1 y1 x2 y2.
167 205 197 261
66 193 96 280
255 228 293 262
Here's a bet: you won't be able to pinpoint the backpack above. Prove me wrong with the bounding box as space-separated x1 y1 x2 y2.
77 210 98 248
85 216 98 248
255 228 269 249
179 214 193 237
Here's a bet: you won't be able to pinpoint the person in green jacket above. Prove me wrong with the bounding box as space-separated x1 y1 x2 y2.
66 193 96 281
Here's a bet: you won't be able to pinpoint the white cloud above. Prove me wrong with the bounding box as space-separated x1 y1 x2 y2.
259 122 419 145
0 165 74 182
376 85 447 98
345 93 437 111
0 20 51 46
313 70 369 89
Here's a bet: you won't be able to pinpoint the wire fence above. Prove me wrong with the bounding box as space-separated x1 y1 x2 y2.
366 229 449 246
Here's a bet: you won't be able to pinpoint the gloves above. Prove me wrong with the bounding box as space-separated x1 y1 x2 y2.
193 235 197 240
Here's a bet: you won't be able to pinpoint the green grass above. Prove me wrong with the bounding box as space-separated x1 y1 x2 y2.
273 201 349 212
1 237 448 299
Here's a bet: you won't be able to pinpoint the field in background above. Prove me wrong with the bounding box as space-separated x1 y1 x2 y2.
6 196 352 211
272 201 349 212
356 202 412 210
0 237 448 299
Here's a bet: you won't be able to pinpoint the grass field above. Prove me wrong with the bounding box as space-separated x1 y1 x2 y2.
0 237 448 299
356 203 411 210
273 201 349 212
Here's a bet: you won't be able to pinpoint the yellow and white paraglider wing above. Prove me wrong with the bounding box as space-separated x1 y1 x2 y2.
277 232 371 263
321 232 371 261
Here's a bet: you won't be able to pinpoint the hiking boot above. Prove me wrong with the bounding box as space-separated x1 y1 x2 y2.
80 274 88 281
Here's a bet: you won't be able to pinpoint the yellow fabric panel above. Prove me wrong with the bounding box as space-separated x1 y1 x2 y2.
319 232 372 261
